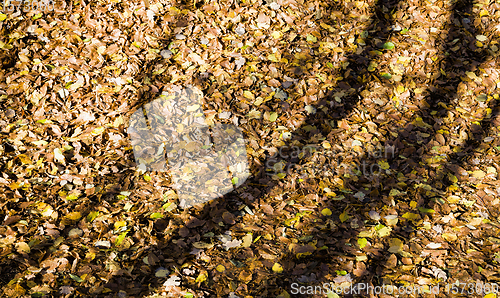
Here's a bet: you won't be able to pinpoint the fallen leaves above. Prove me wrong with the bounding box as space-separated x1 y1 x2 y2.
1 0 500 296
321 208 332 216
272 263 283 273
53 148 65 164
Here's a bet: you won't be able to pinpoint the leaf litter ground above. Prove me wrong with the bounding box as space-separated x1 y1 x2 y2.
1 0 500 297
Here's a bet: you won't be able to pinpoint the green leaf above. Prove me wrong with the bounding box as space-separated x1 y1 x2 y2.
380 72 392 79
476 94 488 102
326 62 334 68
162 202 176 212
69 273 84 283
269 112 278 122
150 212 164 219
400 28 409 34
115 231 128 246
86 211 99 222
367 61 378 72
306 34 317 43
418 207 435 213
66 194 79 201
231 177 239 185
32 13 43 20
184 293 194 298
383 42 395 50
358 238 368 249
336 270 347 276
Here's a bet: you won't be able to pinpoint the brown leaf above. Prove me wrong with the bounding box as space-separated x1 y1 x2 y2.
222 211 236 225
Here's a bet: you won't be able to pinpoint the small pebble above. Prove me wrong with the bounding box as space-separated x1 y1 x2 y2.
160 49 172 59
282 81 293 89
269 2 280 10
68 228 83 238
369 211 381 221
235 24 246 35
5 109 15 118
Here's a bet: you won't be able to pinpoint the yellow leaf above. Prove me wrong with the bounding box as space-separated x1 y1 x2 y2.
384 215 398 226
9 182 20 190
32 13 43 20
13 283 26 295
476 35 488 42
484 294 497 298
114 221 127 229
0 13 7 21
269 112 278 122
472 170 485 179
442 233 457 242
246 109 262 119
17 154 32 165
113 116 124 127
216 265 225 272
41 205 54 217
243 90 254 100
388 238 403 253
448 173 458 183
66 194 79 201
91 126 105 136
272 262 283 273
447 195 460 204
357 238 368 249
16 242 31 253
143 174 152 182
268 54 280 62
402 212 420 221
32 140 48 146
378 160 390 170
376 226 392 237
480 9 489 17
242 234 253 248
65 212 82 221
339 210 349 222
85 251 96 262
358 230 372 238
321 208 332 216
271 31 283 39
195 273 207 283
186 104 201 112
